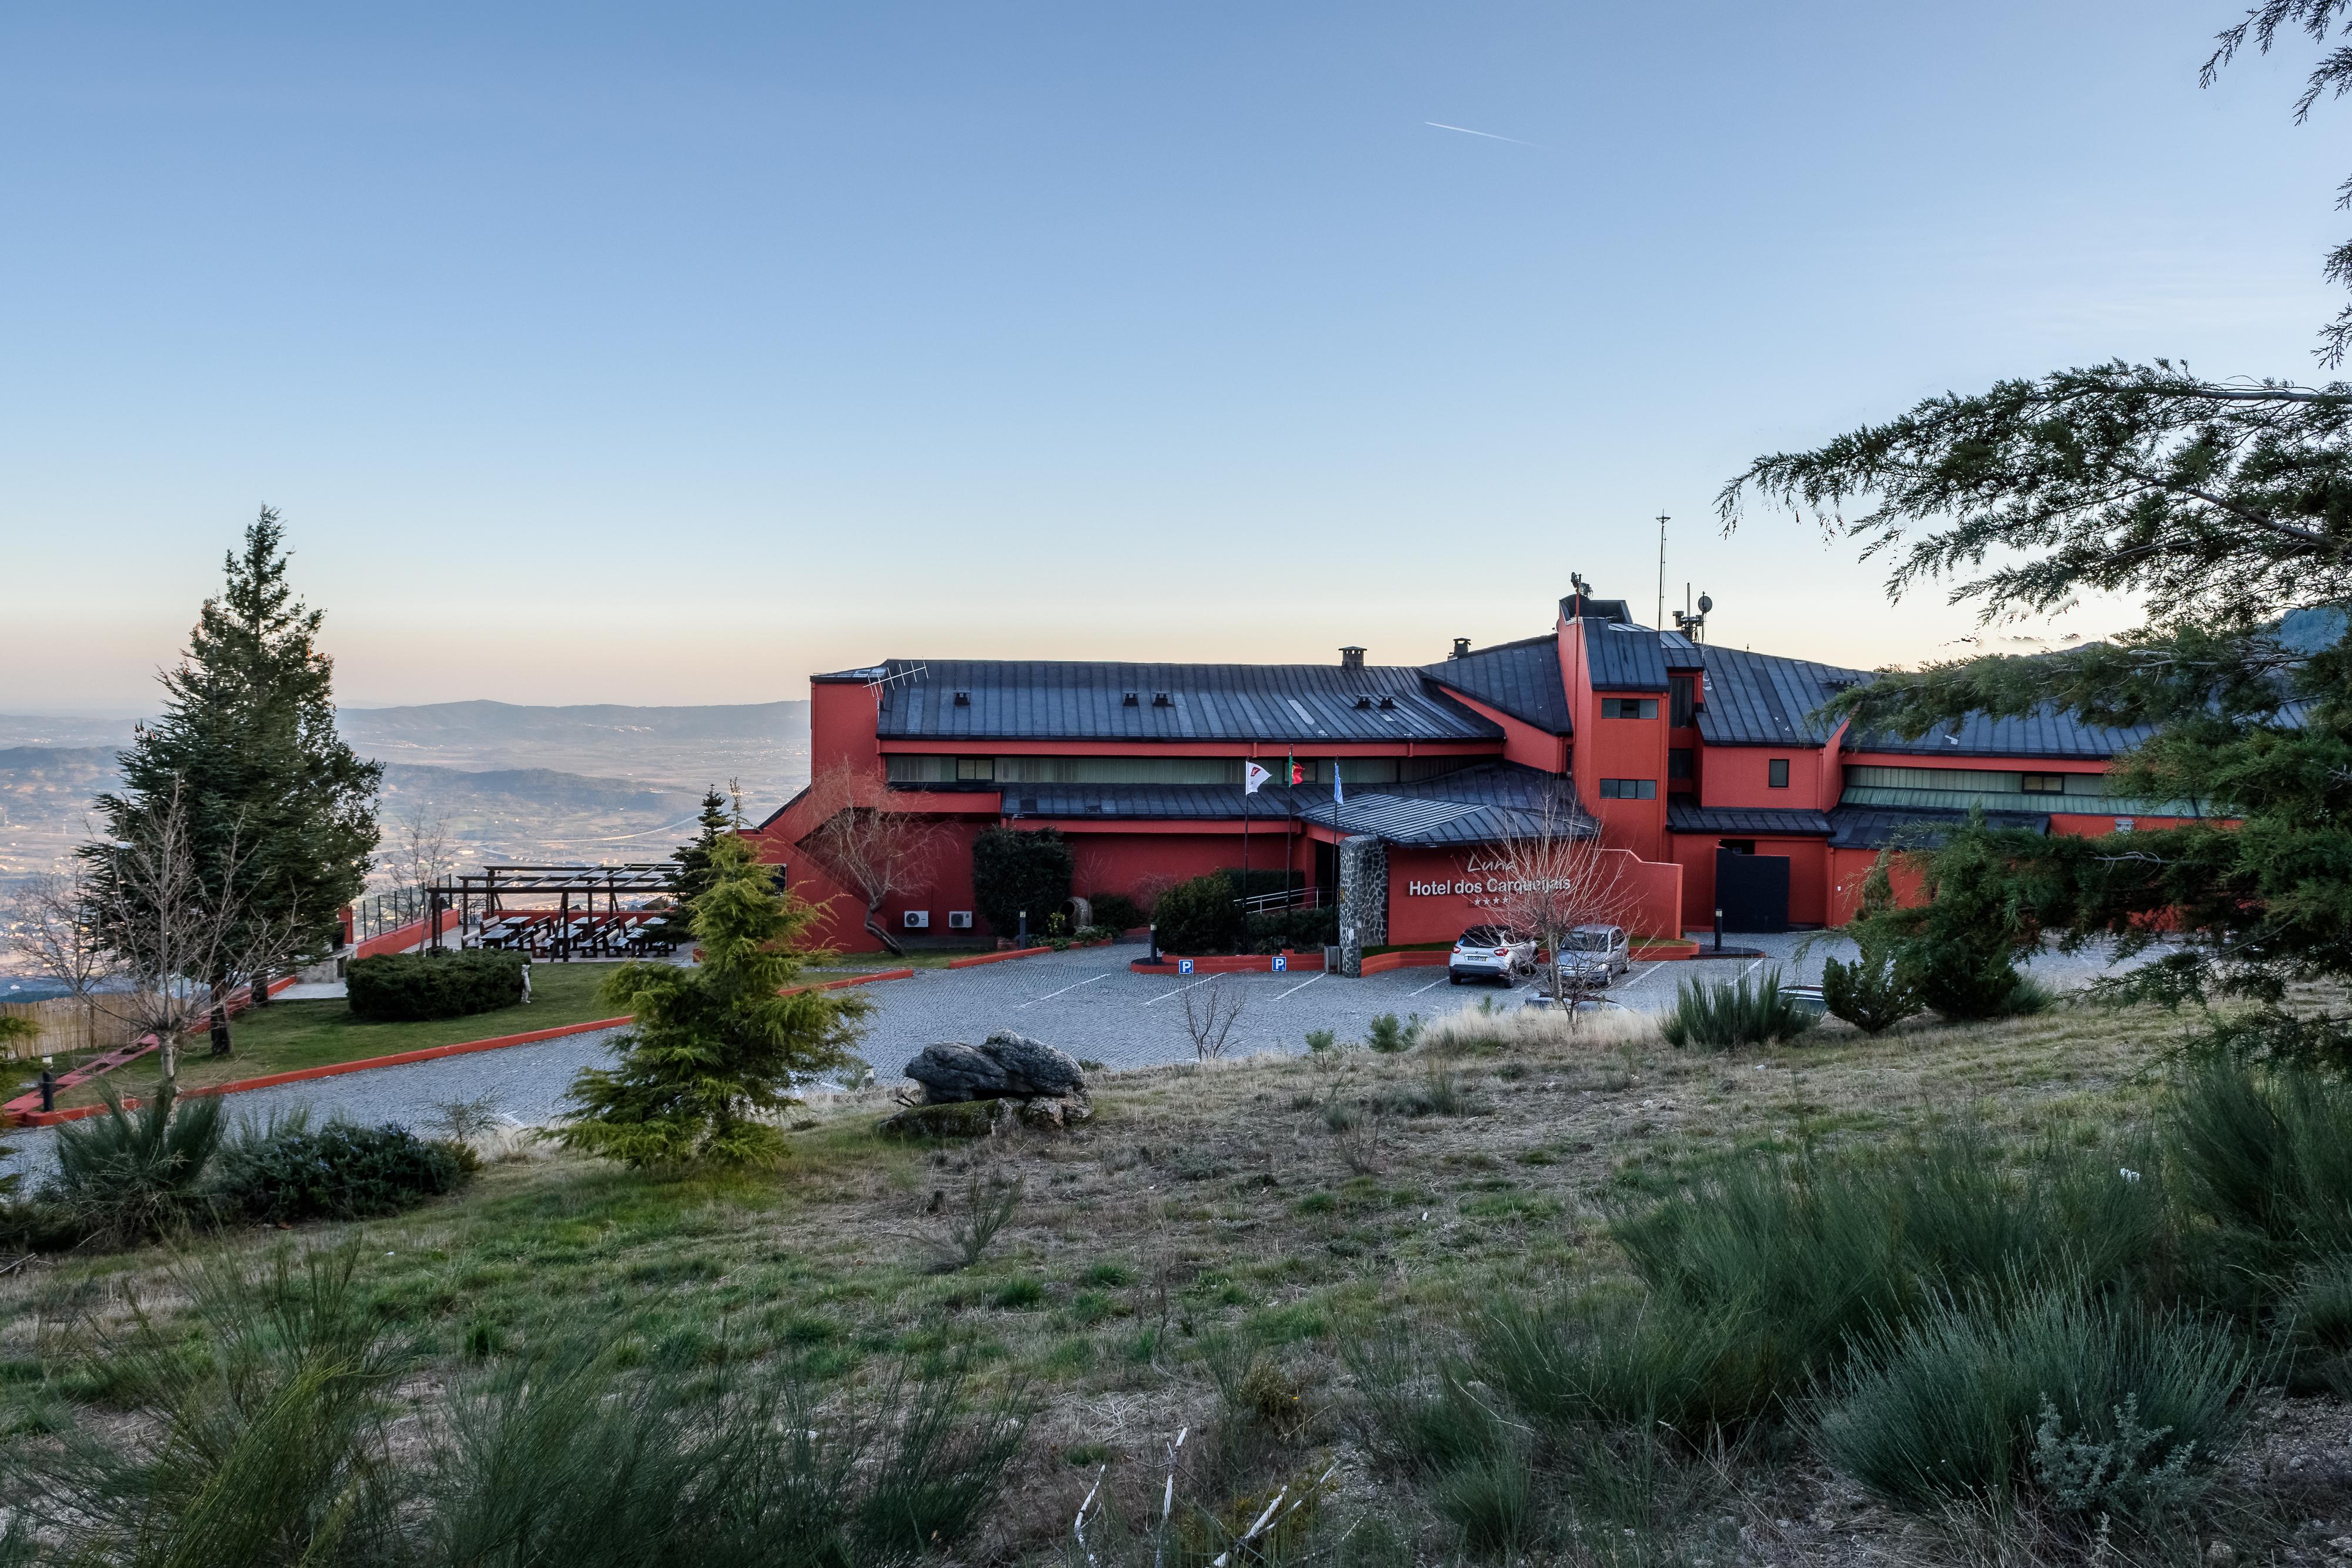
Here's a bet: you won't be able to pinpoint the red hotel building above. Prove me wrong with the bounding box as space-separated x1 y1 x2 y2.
747 586 2209 956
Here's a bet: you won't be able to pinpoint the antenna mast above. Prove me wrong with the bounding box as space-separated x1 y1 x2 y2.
1655 513 1669 628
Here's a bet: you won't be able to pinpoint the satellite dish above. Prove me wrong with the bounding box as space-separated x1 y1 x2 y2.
1697 594 1713 614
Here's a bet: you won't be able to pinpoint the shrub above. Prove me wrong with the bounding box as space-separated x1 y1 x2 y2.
1817 1288 2247 1516
1084 892 1145 932
216 1118 468 1223
1659 968 1816 1050
1150 872 1244 954
1365 1012 1419 1054
1820 940 1922 1034
2166 1055 2352 1297
970 826 1073 940
48 1078 224 1244
1245 905 1337 953
346 949 526 1022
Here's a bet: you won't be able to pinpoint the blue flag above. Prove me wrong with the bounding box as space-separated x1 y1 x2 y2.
1332 761 1344 806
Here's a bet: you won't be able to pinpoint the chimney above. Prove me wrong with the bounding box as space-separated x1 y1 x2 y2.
1451 637 1471 659
1339 646 1365 671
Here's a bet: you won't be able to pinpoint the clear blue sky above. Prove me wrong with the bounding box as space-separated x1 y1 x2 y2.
2 1 2340 710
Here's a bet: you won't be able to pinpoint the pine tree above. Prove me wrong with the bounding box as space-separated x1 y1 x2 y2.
90 509 381 1054
554 833 867 1168
650 788 735 945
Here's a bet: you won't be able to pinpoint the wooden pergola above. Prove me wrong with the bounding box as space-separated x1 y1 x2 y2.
427 864 679 961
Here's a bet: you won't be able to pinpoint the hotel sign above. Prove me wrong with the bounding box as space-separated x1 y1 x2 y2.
1404 852 1579 902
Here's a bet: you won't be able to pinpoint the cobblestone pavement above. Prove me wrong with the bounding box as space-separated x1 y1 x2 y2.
1 933 2170 1181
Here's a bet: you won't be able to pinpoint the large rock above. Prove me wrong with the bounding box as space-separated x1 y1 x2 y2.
980 1030 1085 1098
901 1031 1087 1105
903 1041 1010 1102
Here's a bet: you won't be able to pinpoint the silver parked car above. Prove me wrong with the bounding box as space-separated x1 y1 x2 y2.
1449 924 1536 985
1554 924 1631 988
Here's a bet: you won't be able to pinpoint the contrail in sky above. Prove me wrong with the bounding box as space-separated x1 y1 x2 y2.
1425 121 1539 148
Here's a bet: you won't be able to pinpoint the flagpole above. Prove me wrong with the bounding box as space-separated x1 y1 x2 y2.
1241 753 1252 917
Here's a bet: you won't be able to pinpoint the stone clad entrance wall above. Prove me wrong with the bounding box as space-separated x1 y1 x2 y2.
1335 835 1388 977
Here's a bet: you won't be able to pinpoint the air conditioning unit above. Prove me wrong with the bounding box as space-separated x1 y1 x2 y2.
947 910 974 930
903 910 930 930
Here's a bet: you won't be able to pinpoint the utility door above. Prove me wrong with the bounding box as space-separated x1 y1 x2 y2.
1714 848 1790 934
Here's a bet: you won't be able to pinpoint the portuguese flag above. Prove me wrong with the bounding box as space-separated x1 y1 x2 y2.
1288 750 1304 786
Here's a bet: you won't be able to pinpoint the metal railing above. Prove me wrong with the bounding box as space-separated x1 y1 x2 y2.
1237 885 1322 915
349 887 430 945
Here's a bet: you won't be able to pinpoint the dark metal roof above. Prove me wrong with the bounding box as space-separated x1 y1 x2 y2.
1422 636 1573 735
1577 618 1673 692
1826 805 2052 850
1666 803 1832 837
1292 793 1595 847
1696 646 1870 747
864 659 1502 744
1849 708 2157 761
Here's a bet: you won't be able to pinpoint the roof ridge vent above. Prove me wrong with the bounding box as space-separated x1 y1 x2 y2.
953 691 971 706
1151 691 1172 707
1122 691 1140 706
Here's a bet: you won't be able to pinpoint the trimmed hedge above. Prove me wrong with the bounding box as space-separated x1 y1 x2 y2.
216 1121 469 1222
1151 872 1244 954
346 950 527 1022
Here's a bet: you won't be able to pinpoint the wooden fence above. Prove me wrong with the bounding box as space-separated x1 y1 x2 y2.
0 998 152 1062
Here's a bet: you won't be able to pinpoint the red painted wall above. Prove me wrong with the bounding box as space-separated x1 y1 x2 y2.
1559 619 1670 860
1384 844 1683 944
1699 745 1821 809
1424 686 1568 773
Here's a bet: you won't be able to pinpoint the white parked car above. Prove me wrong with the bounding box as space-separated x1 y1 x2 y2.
1449 924 1536 985
1554 924 1631 988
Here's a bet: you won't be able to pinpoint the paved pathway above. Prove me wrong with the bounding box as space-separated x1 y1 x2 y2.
0 933 2169 1183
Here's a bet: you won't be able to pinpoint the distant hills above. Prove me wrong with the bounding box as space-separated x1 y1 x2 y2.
0 700 810 896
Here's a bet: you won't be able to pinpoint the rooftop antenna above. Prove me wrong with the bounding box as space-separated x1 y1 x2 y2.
1672 586 1713 644
1655 513 1669 628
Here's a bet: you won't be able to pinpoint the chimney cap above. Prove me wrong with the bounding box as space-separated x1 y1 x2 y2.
1451 637 1471 658
1338 645 1366 670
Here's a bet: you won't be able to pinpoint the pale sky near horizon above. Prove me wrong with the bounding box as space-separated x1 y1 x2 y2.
2 1 2343 713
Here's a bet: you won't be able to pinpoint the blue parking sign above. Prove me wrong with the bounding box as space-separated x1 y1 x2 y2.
1271 954 1288 972
1177 958 1194 975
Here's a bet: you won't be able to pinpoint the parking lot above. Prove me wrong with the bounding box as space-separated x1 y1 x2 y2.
0 932 2172 1183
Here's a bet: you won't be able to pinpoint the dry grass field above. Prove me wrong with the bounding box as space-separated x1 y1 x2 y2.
5 995 2350 1566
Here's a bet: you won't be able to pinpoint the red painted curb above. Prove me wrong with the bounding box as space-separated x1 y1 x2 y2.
1359 950 1449 975
4 968 923 1128
8 1014 637 1127
946 941 1111 969
1128 950 1321 975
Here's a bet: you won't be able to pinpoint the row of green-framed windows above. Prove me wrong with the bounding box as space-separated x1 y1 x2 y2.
884 754 1477 787
1598 777 1656 800
1844 764 2105 796
1600 697 1658 720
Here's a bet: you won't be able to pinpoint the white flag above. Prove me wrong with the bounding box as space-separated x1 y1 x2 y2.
1244 762 1271 794
1332 761 1344 805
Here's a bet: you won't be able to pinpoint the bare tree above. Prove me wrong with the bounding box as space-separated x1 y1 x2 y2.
5 870 112 1055
380 803 459 898
1178 978 1247 1062
85 780 294 1085
795 761 946 956
1479 794 1641 1011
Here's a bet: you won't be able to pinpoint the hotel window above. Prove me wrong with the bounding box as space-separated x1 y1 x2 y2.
1768 758 1790 788
955 757 995 782
1598 778 1656 800
2020 773 2067 794
1670 676 1695 728
1668 747 1694 781
1601 697 1659 720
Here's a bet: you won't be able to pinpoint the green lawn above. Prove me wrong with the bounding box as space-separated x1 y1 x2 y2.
56 961 626 1106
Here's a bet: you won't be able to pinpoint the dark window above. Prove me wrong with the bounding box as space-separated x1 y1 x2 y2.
1668 747 1694 781
1768 758 1790 788
1670 676 1695 728
1598 778 1657 800
1719 839 1756 855
1601 697 1659 720
956 757 994 782
2021 773 2067 794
